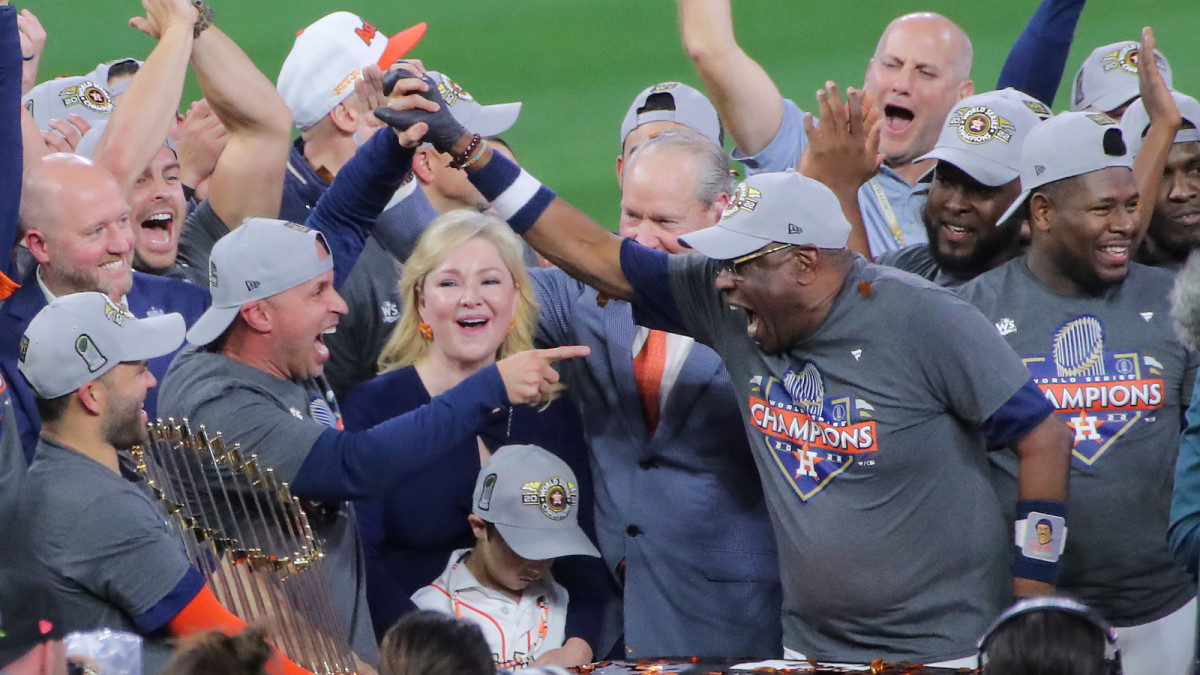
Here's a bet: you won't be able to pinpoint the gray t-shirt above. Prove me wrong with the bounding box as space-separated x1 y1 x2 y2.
17 437 192 671
176 199 227 287
0 373 25 554
875 243 977 288
655 255 1034 663
957 257 1198 625
157 349 379 665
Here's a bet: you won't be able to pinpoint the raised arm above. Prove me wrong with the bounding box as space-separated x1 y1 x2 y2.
1126 28 1180 232
1 1 22 292
677 0 785 157
91 0 194 193
189 19 292 230
995 0 1086 106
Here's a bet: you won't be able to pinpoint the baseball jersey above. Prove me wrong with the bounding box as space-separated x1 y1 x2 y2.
413 549 569 669
957 258 1198 625
16 437 201 673
625 245 1049 663
157 348 378 666
733 100 928 257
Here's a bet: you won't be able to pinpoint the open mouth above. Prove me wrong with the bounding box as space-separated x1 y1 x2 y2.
884 104 915 135
731 303 759 339
1097 243 1130 266
456 316 490 333
315 327 335 358
140 212 175 247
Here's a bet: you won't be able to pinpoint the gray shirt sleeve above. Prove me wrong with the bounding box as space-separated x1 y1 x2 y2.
62 491 192 618
176 199 229 286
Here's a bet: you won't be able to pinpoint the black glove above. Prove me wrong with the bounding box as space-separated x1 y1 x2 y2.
374 69 468 154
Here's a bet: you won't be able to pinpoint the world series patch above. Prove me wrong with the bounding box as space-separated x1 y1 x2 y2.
947 105 1014 145
748 363 879 502
58 80 113 115
521 478 578 521
1022 315 1164 466
722 183 761 220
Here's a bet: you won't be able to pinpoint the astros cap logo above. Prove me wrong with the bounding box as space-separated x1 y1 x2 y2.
437 77 474 107
521 477 578 521
948 105 1014 144
59 81 113 115
722 183 762 220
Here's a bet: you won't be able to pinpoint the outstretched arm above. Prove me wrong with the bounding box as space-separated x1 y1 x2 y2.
190 19 292 230
1127 28 1180 232
995 0 1086 106
91 0 194 194
677 0 784 157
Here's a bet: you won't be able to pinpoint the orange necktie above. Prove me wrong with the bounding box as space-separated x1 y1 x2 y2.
633 329 668 433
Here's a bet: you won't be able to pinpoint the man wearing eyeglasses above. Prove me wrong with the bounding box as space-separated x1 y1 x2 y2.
383 99 1074 663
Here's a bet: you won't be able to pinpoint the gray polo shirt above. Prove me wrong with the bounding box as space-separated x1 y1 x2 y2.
157 349 379 666
17 436 194 671
649 254 1036 663
958 257 1198 625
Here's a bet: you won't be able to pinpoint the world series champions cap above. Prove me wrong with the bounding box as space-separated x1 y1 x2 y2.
21 76 115 132
425 71 521 138
186 218 334 346
18 293 185 399
1070 40 1173 114
278 11 427 130
472 445 600 561
917 89 1049 188
995 111 1133 227
679 170 851 260
1119 90 1200 157
620 82 722 149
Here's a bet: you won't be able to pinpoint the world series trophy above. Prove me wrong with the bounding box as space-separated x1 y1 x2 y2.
131 419 358 675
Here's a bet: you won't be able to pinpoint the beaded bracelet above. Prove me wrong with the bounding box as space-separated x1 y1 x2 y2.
458 139 490 171
448 133 482 169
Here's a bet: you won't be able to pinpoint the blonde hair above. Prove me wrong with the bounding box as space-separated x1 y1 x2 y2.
378 209 539 375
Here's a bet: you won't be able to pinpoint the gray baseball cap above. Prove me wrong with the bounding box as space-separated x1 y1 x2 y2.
917 89 1049 187
1070 41 1173 114
1119 90 1200 157
679 170 851 260
18 292 184 399
472 445 600 561
21 76 115 132
426 71 521 138
995 111 1134 227
187 218 334 346
620 82 722 149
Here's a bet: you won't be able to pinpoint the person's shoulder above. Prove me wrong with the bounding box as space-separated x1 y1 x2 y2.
955 257 1026 304
131 271 210 311
1122 262 1178 295
160 350 268 411
875 243 934 272
344 366 424 410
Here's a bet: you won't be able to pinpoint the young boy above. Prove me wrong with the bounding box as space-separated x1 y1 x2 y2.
411 444 600 669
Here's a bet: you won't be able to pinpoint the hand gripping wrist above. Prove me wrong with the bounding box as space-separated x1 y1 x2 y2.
374 69 467 154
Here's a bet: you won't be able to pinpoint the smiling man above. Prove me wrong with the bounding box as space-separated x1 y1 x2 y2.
676 0 1083 257
157 218 590 668
876 89 1048 286
374 97 1074 663
0 154 209 460
958 112 1198 674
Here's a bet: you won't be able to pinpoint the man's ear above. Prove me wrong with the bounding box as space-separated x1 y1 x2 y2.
789 246 820 284
412 146 437 185
1029 193 1054 234
239 300 272 334
467 513 489 539
707 193 731 225
958 79 975 99
328 99 359 135
26 229 52 265
77 380 105 416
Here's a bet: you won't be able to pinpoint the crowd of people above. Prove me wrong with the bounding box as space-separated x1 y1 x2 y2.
1 0 1199 674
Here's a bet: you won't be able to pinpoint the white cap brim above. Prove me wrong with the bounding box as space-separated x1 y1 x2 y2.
917 148 1019 188
679 224 774 261
186 305 242 347
995 190 1032 230
463 102 522 138
496 522 600 560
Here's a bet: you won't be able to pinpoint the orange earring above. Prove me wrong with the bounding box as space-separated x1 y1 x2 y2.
419 322 434 340
508 317 516 336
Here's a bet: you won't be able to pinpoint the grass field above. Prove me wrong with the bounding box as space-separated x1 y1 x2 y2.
26 0 1200 225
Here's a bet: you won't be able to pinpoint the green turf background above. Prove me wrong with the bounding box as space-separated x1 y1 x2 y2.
26 0 1200 226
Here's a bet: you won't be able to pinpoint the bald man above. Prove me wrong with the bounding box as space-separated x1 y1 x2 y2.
0 154 209 459
677 0 1083 257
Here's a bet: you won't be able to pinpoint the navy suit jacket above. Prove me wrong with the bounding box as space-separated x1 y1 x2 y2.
532 267 781 658
0 270 210 460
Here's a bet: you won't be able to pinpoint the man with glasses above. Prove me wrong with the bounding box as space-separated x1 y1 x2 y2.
379 94 1074 663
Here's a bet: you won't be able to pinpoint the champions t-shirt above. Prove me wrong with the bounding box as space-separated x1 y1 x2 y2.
958 257 1198 626
624 244 1043 663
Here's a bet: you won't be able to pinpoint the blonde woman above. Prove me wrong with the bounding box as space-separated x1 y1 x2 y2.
342 211 604 659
